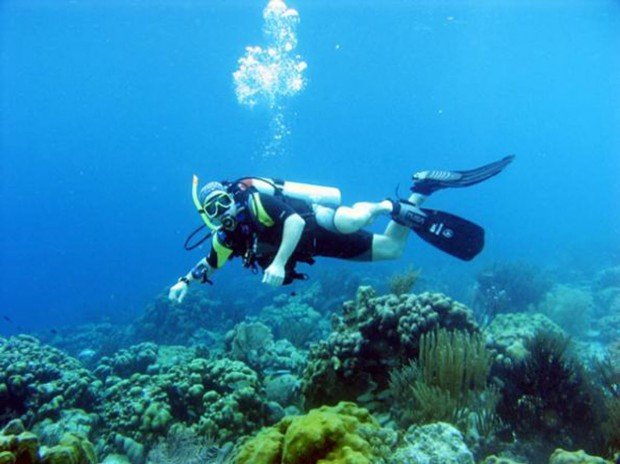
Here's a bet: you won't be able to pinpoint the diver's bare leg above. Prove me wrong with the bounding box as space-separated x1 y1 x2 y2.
371 155 515 261
371 192 425 261
331 201 392 234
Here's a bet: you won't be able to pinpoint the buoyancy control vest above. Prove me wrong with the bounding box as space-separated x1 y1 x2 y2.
225 177 342 284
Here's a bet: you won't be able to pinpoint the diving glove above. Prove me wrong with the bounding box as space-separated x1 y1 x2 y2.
168 279 189 303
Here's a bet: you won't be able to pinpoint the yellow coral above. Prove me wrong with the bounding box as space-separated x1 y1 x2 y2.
0 432 39 464
0 451 16 464
548 449 612 464
41 433 97 464
235 402 378 464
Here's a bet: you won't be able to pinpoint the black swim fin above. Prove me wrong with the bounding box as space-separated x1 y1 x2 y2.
412 155 515 195
391 202 484 261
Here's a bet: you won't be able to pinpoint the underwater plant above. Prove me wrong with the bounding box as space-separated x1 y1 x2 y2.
388 329 501 438
602 397 620 457
496 330 601 455
593 356 620 457
388 266 422 297
146 424 233 464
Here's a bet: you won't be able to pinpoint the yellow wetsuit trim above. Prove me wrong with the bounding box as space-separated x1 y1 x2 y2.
249 192 275 227
212 235 233 268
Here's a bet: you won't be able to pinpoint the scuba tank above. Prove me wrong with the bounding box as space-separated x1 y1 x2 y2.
235 177 341 208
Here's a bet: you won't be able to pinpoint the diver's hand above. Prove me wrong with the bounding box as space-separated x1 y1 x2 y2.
168 281 189 303
262 262 285 286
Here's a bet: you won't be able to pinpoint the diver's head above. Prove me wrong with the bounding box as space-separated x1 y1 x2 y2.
193 179 237 230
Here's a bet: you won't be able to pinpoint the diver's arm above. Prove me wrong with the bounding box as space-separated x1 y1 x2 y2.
262 213 306 286
168 257 218 303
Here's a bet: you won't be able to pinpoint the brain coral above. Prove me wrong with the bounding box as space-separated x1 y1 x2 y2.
301 286 478 409
234 402 384 464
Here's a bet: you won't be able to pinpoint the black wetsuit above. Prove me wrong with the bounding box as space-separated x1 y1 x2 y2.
202 189 373 284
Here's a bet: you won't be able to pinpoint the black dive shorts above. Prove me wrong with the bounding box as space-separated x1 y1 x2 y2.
311 226 374 261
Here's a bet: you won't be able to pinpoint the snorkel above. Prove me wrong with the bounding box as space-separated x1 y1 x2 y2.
192 175 219 231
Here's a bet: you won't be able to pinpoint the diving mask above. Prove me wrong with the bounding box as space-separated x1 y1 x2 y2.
192 175 236 230
204 191 234 218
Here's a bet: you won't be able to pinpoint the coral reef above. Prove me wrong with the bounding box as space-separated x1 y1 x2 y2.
591 267 620 347
388 266 421 297
94 343 158 380
233 402 387 464
593 266 620 291
225 321 307 376
39 322 131 368
225 321 274 367
308 271 364 315
6 264 620 464
388 422 474 464
146 424 233 464
496 331 601 457
0 335 100 427
301 287 478 409
42 432 98 464
388 329 500 441
0 419 97 464
601 396 620 457
481 456 526 464
473 262 552 322
548 449 612 464
96 355 272 455
538 285 594 337
0 335 276 461
485 312 565 364
259 300 324 348
131 288 232 346
32 409 98 446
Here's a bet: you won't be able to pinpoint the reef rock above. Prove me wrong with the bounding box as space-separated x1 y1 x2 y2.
0 420 97 464
485 312 565 364
259 299 324 347
301 287 478 408
93 343 158 380
389 422 474 464
548 449 612 464
130 289 229 345
482 456 527 464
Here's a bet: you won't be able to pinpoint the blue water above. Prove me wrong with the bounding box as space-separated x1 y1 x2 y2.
1 0 619 331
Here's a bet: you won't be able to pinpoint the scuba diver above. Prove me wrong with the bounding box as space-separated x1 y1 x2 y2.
168 155 514 303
